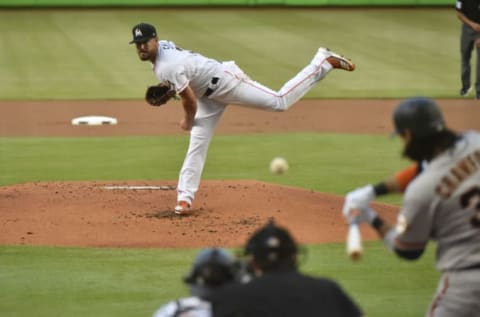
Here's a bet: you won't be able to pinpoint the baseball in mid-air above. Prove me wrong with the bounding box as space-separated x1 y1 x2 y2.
269 157 289 175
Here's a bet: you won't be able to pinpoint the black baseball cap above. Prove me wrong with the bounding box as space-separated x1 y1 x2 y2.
392 96 445 138
129 23 157 44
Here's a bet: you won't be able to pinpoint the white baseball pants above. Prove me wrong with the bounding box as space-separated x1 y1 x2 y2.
177 50 334 205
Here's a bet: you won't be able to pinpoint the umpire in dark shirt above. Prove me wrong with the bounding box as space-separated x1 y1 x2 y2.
212 220 363 317
456 0 480 98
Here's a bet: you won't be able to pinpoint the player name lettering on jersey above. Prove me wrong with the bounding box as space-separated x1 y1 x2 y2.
436 149 480 198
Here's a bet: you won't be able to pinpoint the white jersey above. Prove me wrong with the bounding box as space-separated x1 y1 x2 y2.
153 40 229 97
150 40 336 208
152 296 211 317
397 131 480 271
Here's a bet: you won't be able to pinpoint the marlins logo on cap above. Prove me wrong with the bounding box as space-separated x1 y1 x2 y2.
129 23 157 44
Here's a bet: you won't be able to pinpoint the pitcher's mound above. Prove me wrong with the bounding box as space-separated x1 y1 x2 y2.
0 180 398 248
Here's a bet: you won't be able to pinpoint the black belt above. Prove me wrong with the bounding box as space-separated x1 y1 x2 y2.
204 77 219 97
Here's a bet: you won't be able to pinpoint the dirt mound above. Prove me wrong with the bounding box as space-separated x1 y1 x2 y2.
0 180 397 248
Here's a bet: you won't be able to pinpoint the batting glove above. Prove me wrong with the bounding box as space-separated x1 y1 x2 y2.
354 207 378 225
342 185 376 223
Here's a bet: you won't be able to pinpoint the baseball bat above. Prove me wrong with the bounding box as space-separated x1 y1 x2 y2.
346 222 363 261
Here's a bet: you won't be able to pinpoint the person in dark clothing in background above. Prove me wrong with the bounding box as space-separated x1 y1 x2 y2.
456 0 480 98
211 220 363 317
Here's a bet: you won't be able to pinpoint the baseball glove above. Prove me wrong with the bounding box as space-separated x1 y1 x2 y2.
145 81 176 106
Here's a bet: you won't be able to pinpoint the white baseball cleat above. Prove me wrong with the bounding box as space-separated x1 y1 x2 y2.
174 200 191 215
317 47 355 72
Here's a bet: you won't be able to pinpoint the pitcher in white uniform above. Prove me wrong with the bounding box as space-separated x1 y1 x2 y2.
344 97 480 317
130 22 356 215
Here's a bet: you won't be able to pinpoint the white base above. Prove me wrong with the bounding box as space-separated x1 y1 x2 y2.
71 116 117 126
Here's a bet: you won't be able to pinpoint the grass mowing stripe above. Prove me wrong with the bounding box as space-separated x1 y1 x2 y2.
0 133 409 200
0 242 438 317
0 8 461 99
0 246 196 317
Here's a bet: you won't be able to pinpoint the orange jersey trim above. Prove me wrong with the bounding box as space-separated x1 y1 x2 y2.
395 163 420 192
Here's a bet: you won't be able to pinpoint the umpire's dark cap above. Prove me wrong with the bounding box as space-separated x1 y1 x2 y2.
392 96 445 138
129 23 157 44
245 219 297 265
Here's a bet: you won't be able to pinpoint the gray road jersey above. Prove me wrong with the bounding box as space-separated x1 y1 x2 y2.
399 131 480 271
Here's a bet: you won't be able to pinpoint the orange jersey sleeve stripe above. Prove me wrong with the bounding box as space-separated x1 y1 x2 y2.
395 163 419 192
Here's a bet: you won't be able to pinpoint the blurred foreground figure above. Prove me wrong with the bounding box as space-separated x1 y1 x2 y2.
211 220 363 317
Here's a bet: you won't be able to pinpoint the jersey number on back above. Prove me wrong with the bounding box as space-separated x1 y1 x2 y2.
460 186 480 227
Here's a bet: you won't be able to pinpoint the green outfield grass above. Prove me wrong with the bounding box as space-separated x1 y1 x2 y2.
0 133 407 204
0 242 439 317
0 7 461 99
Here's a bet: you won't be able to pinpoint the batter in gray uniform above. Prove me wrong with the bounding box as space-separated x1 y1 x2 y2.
130 22 355 215
344 97 480 317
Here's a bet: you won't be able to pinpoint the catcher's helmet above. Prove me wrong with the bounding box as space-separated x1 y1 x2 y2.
184 248 236 288
393 97 445 138
245 219 297 270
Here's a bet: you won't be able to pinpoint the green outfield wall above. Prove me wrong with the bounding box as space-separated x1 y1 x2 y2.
0 0 453 7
